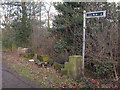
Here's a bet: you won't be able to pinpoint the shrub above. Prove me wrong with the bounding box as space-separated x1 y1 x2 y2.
85 60 113 77
53 55 68 64
93 60 113 77
2 33 12 50
54 40 65 53
12 44 17 51
49 59 54 66
54 62 62 72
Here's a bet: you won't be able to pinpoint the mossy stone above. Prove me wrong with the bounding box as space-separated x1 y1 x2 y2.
33 54 37 60
33 54 43 61
20 53 34 58
37 55 43 61
62 55 83 80
41 55 50 62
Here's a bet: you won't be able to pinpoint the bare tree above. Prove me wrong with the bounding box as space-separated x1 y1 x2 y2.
44 1 54 28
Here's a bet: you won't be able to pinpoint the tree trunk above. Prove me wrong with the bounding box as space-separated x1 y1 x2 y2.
21 2 27 47
47 11 50 28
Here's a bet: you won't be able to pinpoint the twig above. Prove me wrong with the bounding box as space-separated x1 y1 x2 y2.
113 64 118 81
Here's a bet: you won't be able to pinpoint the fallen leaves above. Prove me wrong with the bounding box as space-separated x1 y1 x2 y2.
3 52 117 88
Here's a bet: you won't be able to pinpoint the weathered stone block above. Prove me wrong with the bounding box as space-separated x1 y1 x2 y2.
61 55 83 80
18 47 32 55
33 54 43 61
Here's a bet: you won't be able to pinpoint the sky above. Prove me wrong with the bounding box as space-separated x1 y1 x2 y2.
108 0 119 2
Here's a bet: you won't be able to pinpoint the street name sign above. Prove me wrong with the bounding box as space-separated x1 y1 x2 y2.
86 10 106 18
82 10 106 75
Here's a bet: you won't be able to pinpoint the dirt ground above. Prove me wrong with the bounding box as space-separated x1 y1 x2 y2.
2 52 42 88
2 51 118 88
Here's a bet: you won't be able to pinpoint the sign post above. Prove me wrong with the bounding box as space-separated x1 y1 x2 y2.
82 10 86 75
82 10 106 75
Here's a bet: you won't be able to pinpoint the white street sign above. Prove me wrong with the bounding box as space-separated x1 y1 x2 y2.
86 10 106 18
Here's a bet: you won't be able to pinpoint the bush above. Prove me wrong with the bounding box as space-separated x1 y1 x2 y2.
53 55 68 65
12 44 17 51
54 39 67 53
85 60 113 77
2 32 13 50
94 60 113 77
54 62 62 72
49 59 54 66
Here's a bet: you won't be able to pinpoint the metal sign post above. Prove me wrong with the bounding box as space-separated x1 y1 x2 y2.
82 10 86 75
82 10 106 75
